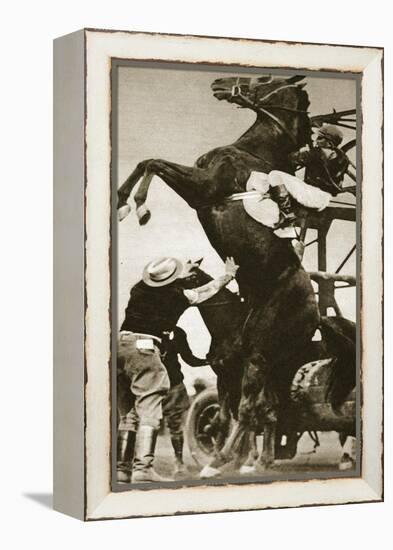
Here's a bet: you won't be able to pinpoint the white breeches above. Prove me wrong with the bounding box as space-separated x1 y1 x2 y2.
246 170 332 211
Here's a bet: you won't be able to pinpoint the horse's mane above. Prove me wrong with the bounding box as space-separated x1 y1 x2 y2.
296 86 312 148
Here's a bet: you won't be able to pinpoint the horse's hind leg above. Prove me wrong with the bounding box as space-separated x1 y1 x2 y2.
199 421 245 479
259 421 277 469
212 393 231 456
239 431 259 474
338 432 356 471
238 353 279 471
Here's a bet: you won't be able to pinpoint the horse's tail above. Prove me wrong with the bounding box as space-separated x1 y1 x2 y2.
174 327 208 367
319 316 356 413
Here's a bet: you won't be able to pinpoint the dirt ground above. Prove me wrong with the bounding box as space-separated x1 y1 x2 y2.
152 429 355 481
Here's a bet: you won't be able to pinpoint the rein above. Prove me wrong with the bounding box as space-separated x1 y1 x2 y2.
198 300 239 309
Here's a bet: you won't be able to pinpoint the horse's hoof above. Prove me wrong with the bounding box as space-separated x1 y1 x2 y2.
239 464 256 475
338 453 355 471
136 205 151 225
254 461 274 474
118 204 131 222
117 469 131 483
173 463 190 480
199 465 222 479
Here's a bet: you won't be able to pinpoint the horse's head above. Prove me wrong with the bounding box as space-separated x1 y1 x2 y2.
180 258 212 289
211 74 311 149
211 74 307 109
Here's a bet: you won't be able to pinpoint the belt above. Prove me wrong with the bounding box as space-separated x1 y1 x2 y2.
120 330 162 345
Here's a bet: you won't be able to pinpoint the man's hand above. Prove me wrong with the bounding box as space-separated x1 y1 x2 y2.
225 257 239 279
118 204 131 222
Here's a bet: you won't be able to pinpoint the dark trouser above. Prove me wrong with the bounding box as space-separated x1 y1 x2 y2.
162 382 190 437
163 382 190 465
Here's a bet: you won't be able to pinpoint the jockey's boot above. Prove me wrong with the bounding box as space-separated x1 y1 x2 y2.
171 435 188 478
270 183 297 225
292 239 305 261
131 425 173 483
117 429 136 483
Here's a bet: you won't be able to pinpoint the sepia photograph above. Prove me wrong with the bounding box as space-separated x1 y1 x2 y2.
2 0 388 542
112 62 359 489
51 27 383 521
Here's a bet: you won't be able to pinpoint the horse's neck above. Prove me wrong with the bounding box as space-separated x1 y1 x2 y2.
237 241 301 307
197 289 242 336
235 115 296 168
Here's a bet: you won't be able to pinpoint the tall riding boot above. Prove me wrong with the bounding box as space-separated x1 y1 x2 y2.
270 184 297 225
131 425 173 483
171 435 188 478
117 429 136 482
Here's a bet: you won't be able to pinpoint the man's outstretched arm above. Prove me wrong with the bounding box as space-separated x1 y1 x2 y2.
183 257 239 305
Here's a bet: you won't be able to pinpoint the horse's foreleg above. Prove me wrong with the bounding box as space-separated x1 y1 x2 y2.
130 159 198 225
134 173 154 225
117 160 150 208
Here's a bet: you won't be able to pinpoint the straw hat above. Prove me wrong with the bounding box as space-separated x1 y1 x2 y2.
142 257 183 287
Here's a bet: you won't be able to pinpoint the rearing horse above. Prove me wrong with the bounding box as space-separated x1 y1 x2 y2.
117 75 320 470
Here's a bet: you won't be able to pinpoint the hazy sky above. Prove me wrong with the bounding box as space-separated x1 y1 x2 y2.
115 65 357 386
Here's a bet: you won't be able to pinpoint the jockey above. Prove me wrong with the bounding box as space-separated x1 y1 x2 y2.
290 124 349 196
243 169 331 247
117 256 238 483
243 124 349 257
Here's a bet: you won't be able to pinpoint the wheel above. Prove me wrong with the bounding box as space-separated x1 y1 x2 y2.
340 138 357 193
184 387 222 467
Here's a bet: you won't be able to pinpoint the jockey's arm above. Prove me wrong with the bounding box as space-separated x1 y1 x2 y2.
183 257 239 305
288 147 312 171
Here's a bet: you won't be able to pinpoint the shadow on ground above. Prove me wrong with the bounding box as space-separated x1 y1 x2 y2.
23 493 53 509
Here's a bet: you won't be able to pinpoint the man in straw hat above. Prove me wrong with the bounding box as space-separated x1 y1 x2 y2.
117 256 238 483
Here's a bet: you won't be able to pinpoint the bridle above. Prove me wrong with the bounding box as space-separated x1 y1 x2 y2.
230 77 309 146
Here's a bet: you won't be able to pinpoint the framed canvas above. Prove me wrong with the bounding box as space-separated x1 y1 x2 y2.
53 28 383 521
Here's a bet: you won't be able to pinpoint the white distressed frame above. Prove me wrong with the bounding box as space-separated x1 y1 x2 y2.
83 30 383 520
